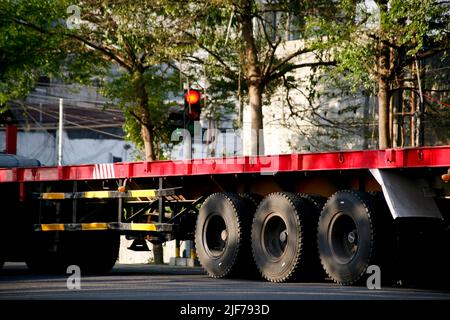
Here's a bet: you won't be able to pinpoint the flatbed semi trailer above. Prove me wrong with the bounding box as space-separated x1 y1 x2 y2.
0 146 449 285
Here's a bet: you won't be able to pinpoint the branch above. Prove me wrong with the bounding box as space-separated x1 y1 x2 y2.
123 35 138 67
368 33 402 50
129 110 147 127
269 46 315 76
255 14 283 81
11 17 133 71
67 33 133 71
404 46 450 65
281 75 357 134
183 31 236 78
266 60 336 84
392 86 450 93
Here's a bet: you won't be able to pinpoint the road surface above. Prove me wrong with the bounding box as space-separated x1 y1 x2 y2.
1 262 449 300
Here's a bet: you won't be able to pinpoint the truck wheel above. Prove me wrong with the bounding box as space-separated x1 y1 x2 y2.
251 192 316 282
239 193 263 211
238 193 263 278
317 190 378 285
195 193 250 278
73 232 120 274
297 193 326 281
25 233 68 274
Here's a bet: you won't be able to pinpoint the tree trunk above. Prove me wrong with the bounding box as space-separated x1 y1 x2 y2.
240 0 264 156
377 42 392 149
135 71 164 264
249 83 264 155
410 73 416 147
136 75 155 161
378 80 391 149
152 243 164 264
140 113 154 161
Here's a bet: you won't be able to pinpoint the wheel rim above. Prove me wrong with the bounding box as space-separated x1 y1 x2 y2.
262 214 288 260
329 213 358 264
204 214 228 258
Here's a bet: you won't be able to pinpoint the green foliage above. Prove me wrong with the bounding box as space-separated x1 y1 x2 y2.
329 0 450 92
0 0 65 104
101 66 181 158
1 0 198 160
0 0 108 104
2 0 448 154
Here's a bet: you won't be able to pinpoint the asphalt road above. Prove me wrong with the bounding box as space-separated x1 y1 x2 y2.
0 262 449 300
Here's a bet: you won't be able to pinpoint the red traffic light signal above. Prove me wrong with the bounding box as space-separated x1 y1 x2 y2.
184 89 202 121
185 89 201 105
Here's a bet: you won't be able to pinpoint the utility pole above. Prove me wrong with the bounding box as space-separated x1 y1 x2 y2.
415 58 425 147
58 98 63 166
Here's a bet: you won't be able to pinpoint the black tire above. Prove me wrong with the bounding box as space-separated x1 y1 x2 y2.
318 190 379 285
195 193 250 278
395 218 447 288
238 193 263 278
297 193 326 281
25 233 69 274
251 192 316 282
298 193 326 212
71 232 120 274
239 193 263 211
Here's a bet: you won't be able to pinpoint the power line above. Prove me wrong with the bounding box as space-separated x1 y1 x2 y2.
24 94 124 114
24 104 125 139
7 102 124 128
42 108 124 126
9 99 125 122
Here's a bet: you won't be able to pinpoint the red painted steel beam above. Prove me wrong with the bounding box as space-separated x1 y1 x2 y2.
5 124 17 155
0 146 449 183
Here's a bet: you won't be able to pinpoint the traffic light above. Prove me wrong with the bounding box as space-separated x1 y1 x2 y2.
184 89 202 121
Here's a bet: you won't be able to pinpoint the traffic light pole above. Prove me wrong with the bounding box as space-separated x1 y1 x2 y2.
58 98 64 166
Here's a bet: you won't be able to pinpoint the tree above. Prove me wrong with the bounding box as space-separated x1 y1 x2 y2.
101 65 180 160
0 1 90 105
175 0 338 155
179 0 450 151
4 0 195 161
329 0 450 148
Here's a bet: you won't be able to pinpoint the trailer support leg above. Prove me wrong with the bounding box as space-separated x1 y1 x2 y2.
158 178 164 223
175 239 180 258
118 179 123 223
72 181 77 223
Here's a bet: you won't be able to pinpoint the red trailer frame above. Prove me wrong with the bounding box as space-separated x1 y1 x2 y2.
1 146 449 183
1 146 449 286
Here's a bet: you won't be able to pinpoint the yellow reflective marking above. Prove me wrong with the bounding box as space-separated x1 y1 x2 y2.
82 191 111 198
129 190 157 198
42 193 65 200
41 224 65 231
81 223 108 230
130 223 157 231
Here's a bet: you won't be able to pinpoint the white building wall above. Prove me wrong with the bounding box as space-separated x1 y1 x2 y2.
242 40 375 155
